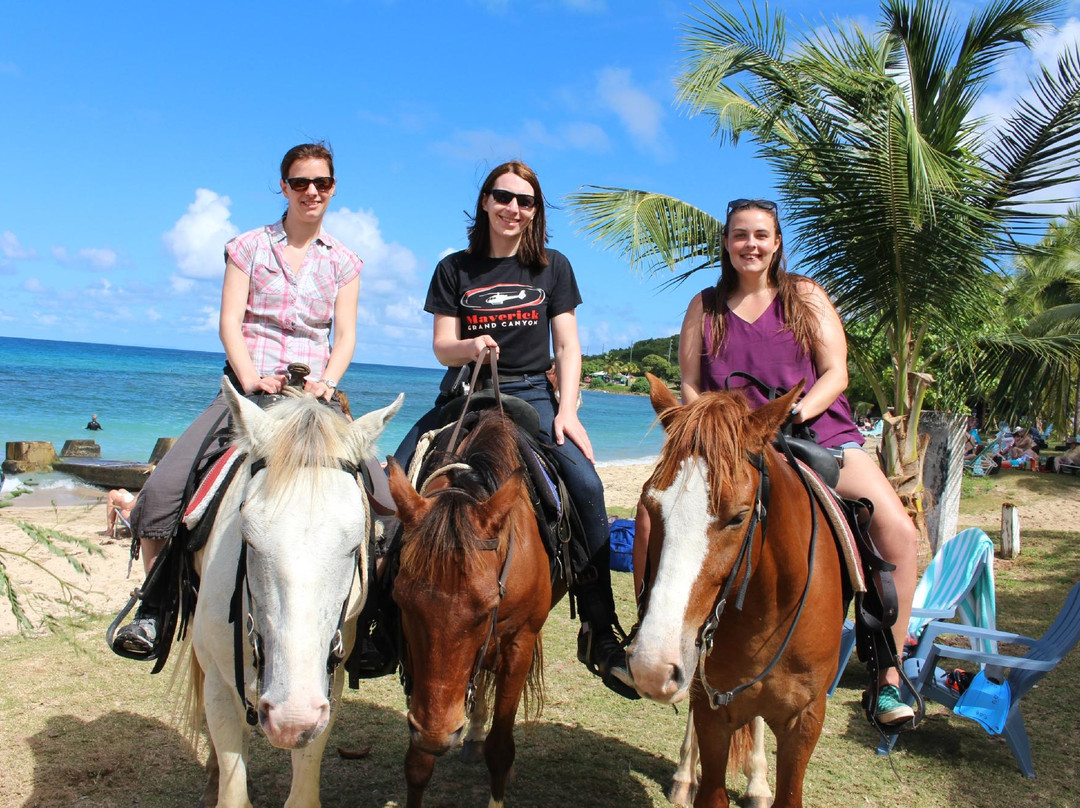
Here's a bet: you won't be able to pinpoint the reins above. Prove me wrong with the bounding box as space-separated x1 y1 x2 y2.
695 429 822 709
413 352 518 714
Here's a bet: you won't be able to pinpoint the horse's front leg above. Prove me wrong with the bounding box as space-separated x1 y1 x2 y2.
484 632 537 808
202 665 255 808
283 665 349 808
741 716 772 808
689 702 734 808
404 744 437 808
668 708 699 806
461 675 490 764
769 696 826 808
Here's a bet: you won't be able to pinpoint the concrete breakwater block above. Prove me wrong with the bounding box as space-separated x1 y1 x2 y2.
4 440 59 473
148 437 177 464
61 439 101 458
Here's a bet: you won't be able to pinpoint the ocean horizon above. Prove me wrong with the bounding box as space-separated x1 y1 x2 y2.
2 336 662 491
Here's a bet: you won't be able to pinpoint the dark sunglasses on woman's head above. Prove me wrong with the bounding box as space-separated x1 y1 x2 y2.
285 176 335 193
488 188 537 210
727 198 778 214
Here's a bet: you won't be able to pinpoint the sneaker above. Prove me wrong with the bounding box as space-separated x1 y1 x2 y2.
577 622 639 700
873 684 915 725
113 613 159 656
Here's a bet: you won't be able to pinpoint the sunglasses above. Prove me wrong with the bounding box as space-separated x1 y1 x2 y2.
727 198 778 214
488 188 537 210
285 176 335 193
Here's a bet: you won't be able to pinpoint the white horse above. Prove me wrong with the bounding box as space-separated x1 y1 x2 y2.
181 379 402 808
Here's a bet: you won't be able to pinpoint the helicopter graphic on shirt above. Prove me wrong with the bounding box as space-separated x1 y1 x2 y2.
461 283 546 311
484 290 527 306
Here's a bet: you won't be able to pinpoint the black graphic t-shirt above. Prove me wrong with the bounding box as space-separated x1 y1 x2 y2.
425 249 583 375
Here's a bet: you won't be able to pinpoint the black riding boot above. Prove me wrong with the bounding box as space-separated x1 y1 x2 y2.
575 546 639 700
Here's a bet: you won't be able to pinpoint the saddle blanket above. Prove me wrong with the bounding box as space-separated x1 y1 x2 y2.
797 460 866 594
183 446 243 530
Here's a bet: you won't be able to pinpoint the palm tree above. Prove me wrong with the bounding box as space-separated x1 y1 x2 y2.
994 209 1080 430
569 0 1080 525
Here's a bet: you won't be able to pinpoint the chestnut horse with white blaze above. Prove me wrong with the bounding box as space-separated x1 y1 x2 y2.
629 374 843 808
387 409 560 808
181 380 402 808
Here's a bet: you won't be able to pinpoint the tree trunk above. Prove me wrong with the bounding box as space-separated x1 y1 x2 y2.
919 411 965 555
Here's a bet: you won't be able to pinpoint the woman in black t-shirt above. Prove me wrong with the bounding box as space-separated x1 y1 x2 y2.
393 160 636 699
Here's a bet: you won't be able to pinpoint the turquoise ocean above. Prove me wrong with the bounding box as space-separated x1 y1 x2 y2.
1 336 663 494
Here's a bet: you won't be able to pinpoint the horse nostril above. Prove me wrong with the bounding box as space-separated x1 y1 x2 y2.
671 664 683 687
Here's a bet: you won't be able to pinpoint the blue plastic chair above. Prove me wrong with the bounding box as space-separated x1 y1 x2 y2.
829 527 996 696
883 580 1080 778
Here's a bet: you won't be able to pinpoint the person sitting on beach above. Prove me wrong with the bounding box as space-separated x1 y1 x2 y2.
112 142 362 658
105 489 137 534
632 197 919 728
85 414 103 431
391 160 636 699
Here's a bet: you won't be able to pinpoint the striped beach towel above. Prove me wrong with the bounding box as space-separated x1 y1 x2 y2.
908 527 997 654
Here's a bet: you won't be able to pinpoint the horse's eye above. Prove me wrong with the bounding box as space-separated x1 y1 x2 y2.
725 510 749 528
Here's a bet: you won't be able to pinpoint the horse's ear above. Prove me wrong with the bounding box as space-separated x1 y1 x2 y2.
747 382 804 443
646 372 680 430
347 393 405 461
221 376 273 451
477 470 526 538
386 456 428 528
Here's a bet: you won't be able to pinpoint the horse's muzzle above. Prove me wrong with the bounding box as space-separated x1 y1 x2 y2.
627 647 688 704
258 696 330 749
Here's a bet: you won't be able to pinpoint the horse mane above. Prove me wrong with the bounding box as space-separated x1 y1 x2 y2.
235 395 355 504
400 410 525 581
646 391 757 515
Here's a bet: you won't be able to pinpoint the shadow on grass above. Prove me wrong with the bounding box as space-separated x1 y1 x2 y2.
24 696 678 808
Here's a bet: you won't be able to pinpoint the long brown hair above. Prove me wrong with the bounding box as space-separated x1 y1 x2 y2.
466 161 550 269
704 200 820 358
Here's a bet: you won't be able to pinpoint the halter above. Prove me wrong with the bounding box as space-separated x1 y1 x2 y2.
229 453 367 726
695 431 821 709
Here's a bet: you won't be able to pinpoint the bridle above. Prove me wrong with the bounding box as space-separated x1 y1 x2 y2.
694 431 821 709
229 454 367 726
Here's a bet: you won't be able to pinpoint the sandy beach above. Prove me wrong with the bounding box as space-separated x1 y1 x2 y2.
3 461 1078 637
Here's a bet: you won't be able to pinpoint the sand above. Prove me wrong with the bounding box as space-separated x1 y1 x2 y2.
3 462 1078 637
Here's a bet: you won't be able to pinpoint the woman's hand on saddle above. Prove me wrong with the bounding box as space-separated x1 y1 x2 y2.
249 374 289 395
555 410 595 463
305 379 335 401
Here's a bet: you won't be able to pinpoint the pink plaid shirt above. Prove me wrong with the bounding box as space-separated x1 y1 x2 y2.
225 220 362 379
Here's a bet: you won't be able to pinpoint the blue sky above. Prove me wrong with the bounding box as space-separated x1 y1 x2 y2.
2 0 1078 369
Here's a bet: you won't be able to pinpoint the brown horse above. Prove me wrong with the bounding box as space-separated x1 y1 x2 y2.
628 375 843 808
387 409 559 808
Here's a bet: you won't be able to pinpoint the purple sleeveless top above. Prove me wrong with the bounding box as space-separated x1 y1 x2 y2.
699 287 863 449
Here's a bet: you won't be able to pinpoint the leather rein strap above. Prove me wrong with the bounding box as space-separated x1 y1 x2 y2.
696 430 821 709
229 454 365 726
445 348 503 454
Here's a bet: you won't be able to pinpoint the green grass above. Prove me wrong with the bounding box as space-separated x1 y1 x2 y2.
2 479 1079 806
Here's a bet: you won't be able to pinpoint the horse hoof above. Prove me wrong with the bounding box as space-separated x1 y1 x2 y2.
666 780 695 806
737 796 773 808
460 740 485 764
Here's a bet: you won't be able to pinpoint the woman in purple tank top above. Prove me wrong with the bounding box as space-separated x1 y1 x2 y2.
637 199 918 728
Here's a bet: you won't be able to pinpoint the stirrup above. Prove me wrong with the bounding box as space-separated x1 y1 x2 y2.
577 623 640 701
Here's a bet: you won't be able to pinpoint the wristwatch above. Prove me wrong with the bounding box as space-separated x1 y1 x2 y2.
320 378 337 389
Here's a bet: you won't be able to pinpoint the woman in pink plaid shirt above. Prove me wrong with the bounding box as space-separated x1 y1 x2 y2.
113 143 361 659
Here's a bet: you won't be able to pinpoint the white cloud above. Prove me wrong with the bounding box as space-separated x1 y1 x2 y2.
384 295 427 326
79 247 118 269
22 277 44 293
188 306 219 332
2 231 37 260
170 274 196 294
324 207 421 297
430 128 525 162
164 189 238 279
51 246 69 262
32 312 59 326
596 67 666 154
146 307 162 322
